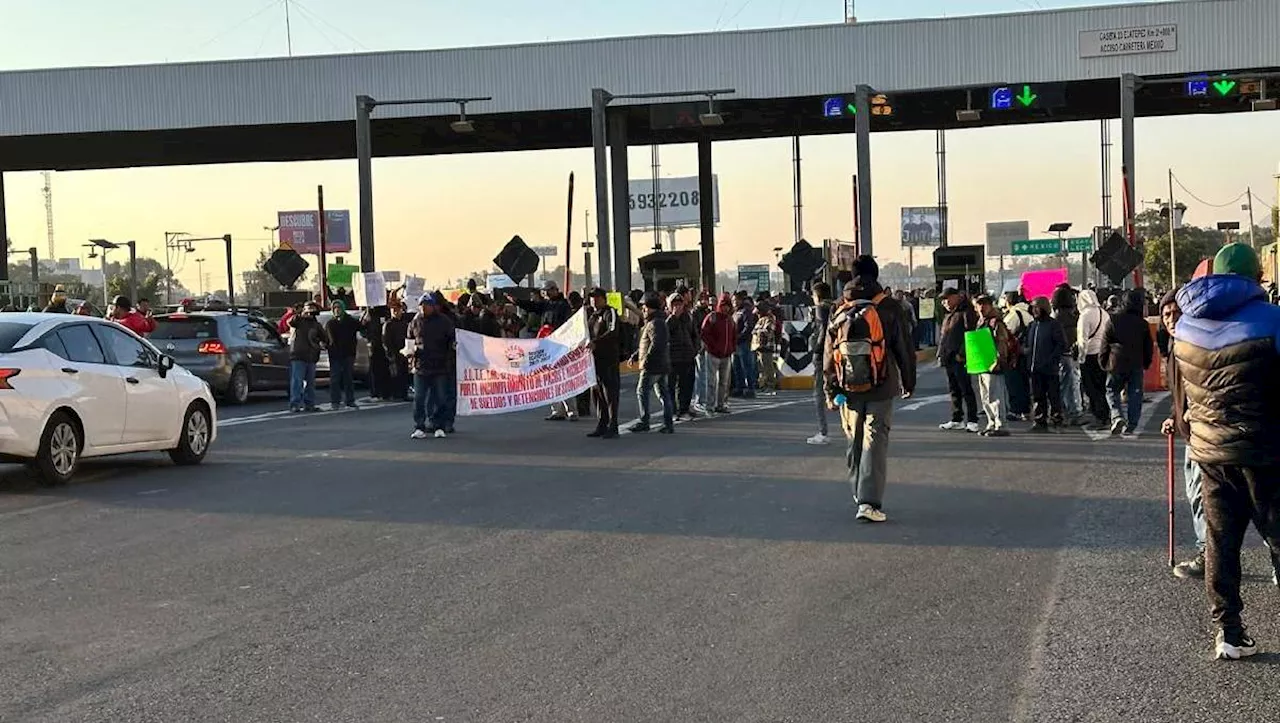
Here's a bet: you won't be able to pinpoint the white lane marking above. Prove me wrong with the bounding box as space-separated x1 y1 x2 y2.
898 393 952 412
136 488 168 496
0 499 78 520
1081 391 1170 441
618 397 805 435
218 401 408 429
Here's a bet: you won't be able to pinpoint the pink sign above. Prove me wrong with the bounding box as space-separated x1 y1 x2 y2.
1020 268 1068 301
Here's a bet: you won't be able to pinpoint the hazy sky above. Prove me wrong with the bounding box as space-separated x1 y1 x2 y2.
2 0 1277 292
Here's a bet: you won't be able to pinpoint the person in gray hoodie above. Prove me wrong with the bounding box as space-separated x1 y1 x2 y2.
629 293 674 433
1076 289 1110 425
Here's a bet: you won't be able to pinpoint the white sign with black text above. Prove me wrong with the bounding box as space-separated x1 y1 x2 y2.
626 175 720 230
1079 24 1177 58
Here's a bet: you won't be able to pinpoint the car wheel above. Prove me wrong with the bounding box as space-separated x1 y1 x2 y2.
33 411 81 487
224 365 251 405
169 403 212 466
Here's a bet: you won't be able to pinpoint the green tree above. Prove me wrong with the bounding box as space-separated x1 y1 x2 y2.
1142 224 1228 289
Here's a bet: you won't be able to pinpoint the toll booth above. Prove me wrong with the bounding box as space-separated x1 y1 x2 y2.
932 245 986 297
638 250 701 295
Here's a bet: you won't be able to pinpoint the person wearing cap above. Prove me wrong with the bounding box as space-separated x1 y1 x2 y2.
407 293 457 439
287 301 326 412
109 295 158 337
1100 288 1153 436
937 288 981 433
629 292 674 433
586 288 622 438
324 299 362 411
666 292 698 419
973 294 1014 437
700 294 738 414
823 255 916 523
507 280 575 420
1173 243 1280 660
43 285 71 314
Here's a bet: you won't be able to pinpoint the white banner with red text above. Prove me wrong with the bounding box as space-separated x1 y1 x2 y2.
455 308 597 416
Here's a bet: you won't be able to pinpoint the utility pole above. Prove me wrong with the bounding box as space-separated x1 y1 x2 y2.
1168 169 1177 283
41 172 54 261
284 0 293 57
1245 186 1257 248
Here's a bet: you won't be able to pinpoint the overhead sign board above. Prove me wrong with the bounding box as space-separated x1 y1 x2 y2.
1011 239 1063 256
1078 24 1177 58
1066 237 1093 253
986 220 1030 257
277 210 352 255
900 206 942 247
627 175 720 230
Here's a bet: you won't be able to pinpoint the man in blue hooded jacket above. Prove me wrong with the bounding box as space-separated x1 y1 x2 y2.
1173 243 1280 661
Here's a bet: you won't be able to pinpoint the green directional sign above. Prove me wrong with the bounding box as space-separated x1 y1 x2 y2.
1212 79 1237 97
1015 85 1038 107
1010 239 1062 256
1065 237 1093 253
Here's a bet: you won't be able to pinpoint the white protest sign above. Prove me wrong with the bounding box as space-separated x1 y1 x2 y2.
454 308 596 416
352 271 387 308
403 275 425 301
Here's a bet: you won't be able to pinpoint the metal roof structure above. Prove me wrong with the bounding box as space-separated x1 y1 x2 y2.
1 0 1276 138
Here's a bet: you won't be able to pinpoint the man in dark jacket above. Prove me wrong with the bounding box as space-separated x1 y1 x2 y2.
511 281 574 419
587 288 621 439
629 293 674 433
382 302 410 402
1173 243 1280 660
1051 284 1083 425
937 288 980 433
824 256 916 523
1101 289 1154 435
808 282 834 445
407 294 457 439
324 299 362 410
666 293 698 419
1026 296 1067 432
287 301 325 412
361 306 390 401
732 297 758 398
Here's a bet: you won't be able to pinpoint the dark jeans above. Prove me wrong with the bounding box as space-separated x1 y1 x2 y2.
1081 354 1109 423
637 370 674 428
289 360 317 409
412 373 451 431
328 355 357 407
1200 463 1280 633
1106 368 1144 431
386 355 410 400
1029 369 1064 427
945 360 978 424
593 359 621 431
368 347 390 399
668 361 695 413
733 342 757 393
1005 356 1031 417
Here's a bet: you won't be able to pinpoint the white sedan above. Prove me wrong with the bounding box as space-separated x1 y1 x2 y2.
0 313 217 485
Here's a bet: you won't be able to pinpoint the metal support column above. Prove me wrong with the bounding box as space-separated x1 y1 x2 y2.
127 241 138 303
608 110 631 292
1120 73 1140 287
590 89 614 290
698 135 716 293
223 235 235 310
854 85 874 258
936 129 949 248
791 135 803 244
1100 119 1112 229
355 95 375 272
0 172 8 282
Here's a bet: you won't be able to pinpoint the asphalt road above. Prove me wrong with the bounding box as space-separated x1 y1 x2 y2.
1 366 1276 722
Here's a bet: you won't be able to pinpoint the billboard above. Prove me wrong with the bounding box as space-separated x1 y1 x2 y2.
986 220 1030 257
900 206 942 247
737 264 771 295
626 175 720 230
277 210 352 255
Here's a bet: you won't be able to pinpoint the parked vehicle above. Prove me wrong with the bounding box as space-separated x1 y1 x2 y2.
0 313 216 485
151 311 369 404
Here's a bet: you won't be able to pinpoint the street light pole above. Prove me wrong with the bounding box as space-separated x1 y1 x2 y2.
195 258 206 295
126 240 137 303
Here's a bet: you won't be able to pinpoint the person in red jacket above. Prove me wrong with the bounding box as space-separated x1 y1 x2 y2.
699 294 737 414
110 296 157 337
277 305 297 335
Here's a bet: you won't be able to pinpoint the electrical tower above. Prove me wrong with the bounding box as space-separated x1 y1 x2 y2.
41 171 55 260
844 0 856 23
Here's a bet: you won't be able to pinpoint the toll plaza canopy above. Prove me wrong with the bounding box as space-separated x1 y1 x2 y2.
1 0 1278 172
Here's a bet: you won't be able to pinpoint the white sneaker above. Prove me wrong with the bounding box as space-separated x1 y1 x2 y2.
939 421 966 430
410 429 428 439
806 433 831 446
855 504 887 523
1215 629 1258 660
965 422 981 433
433 429 447 439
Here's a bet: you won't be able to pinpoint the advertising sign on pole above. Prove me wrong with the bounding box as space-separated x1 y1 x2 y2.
900 207 943 247
986 220 1030 257
626 176 720 230
737 264 771 294
277 210 352 254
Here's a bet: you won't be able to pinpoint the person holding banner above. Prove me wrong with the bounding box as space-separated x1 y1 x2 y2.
586 288 622 439
507 281 574 420
407 294 457 439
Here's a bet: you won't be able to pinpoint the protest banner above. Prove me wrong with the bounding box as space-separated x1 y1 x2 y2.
455 308 596 416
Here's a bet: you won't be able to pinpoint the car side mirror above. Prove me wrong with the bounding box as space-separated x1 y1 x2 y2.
158 354 175 378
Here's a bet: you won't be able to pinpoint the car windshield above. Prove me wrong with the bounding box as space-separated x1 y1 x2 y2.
151 316 219 340
0 321 36 352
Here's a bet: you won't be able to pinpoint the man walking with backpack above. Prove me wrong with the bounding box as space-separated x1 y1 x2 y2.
824 256 916 523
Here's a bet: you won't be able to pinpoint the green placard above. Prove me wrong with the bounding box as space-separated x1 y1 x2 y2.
1065 237 1093 253
1010 239 1061 256
964 328 998 374
327 263 359 287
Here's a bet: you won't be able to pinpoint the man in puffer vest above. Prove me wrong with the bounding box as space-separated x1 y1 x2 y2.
1173 242 1280 661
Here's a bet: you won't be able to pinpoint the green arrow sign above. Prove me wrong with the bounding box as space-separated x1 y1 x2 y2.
1010 239 1062 256
847 103 857 115
1065 237 1093 253
1016 85 1038 107
1212 79 1237 97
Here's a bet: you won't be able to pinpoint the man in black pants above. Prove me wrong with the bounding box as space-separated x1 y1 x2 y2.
937 288 980 433
586 288 621 439
666 293 698 419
